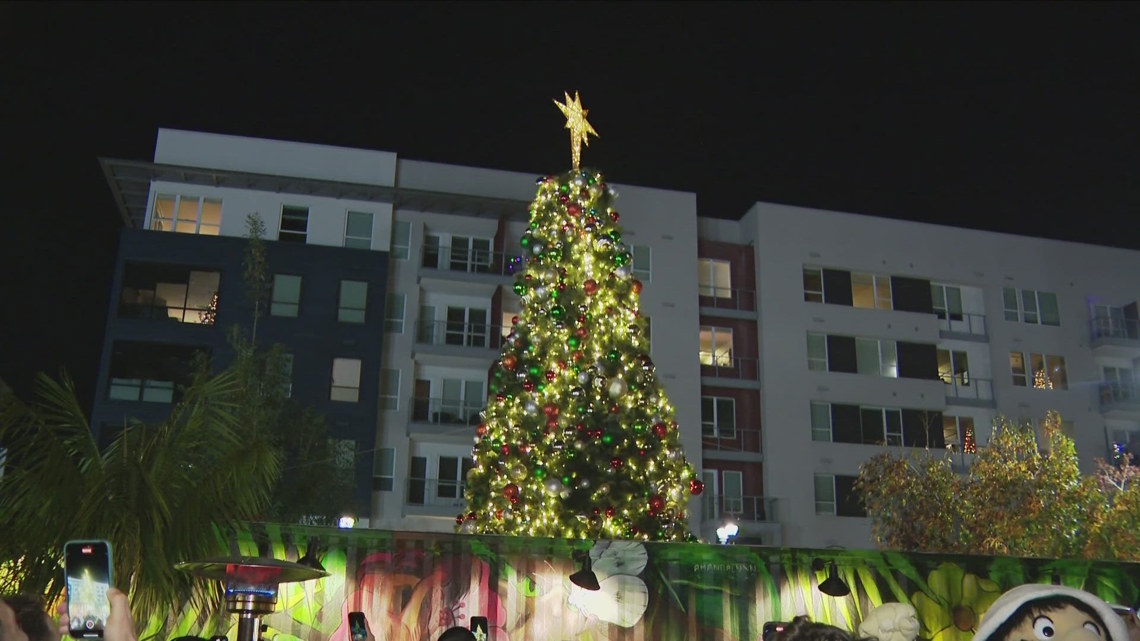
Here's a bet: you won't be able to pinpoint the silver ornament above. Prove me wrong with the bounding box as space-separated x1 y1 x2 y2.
607 378 628 398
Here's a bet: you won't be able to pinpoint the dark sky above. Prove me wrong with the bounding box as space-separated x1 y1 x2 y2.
4 2 1140 409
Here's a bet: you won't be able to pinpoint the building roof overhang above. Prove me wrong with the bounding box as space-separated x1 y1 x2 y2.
99 158 532 229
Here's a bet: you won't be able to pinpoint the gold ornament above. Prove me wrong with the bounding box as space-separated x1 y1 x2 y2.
553 90 599 170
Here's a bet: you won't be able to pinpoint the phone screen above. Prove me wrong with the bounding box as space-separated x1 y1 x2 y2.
65 541 112 639
348 612 367 641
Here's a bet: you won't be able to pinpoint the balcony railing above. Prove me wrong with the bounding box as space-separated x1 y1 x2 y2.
410 397 484 425
702 495 778 523
1090 317 1140 342
1099 382 1140 411
701 427 762 453
699 356 759 380
406 477 467 509
942 376 994 403
936 312 987 338
421 245 524 277
416 320 506 350
698 288 757 312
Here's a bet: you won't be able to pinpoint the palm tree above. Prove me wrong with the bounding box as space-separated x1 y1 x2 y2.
0 368 282 627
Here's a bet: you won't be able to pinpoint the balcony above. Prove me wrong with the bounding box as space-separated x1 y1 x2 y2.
415 320 505 365
942 376 995 408
701 426 762 457
698 287 757 314
936 312 987 341
421 245 523 279
702 494 782 544
1090 317 1140 359
405 477 467 517
1099 382 1140 416
409 396 484 429
700 356 760 386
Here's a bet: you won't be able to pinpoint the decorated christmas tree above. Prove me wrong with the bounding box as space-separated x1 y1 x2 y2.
458 92 703 541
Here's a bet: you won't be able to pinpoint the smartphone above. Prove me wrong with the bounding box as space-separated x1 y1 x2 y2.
64 540 113 639
348 612 367 641
470 616 489 638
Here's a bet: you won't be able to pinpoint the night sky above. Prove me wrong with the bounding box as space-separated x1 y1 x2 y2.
4 2 1140 410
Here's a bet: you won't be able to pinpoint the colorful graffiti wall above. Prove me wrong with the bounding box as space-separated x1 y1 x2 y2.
159 524 1140 641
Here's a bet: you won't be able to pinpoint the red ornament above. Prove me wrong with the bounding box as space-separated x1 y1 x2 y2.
572 350 585 362
584 279 599 295
649 495 665 512
512 315 520 325
689 479 705 496
503 483 519 500
611 457 624 470
543 403 559 416
546 418 558 431
501 444 511 455
605 507 615 517
610 211 620 222
609 404 620 414
576 327 588 339
523 381 534 392
467 512 476 520
496 393 506 402
509 496 519 504
567 203 581 215
502 354 517 370
631 280 643 294
476 424 488 437
639 449 647 457
545 370 556 381
455 515 464 525
576 423 586 432
653 423 668 438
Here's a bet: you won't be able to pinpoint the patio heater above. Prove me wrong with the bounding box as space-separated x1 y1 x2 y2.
176 556 328 641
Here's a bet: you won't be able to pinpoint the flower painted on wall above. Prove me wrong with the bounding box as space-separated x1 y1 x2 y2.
911 562 1001 641
567 541 650 628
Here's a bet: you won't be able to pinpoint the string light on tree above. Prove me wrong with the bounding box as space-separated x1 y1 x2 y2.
458 92 701 541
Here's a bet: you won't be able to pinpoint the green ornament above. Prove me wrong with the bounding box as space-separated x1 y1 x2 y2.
560 184 570 194
551 305 565 318
520 236 530 246
528 366 540 377
567 337 580 348
513 282 526 295
534 467 546 479
602 434 614 445
607 350 620 361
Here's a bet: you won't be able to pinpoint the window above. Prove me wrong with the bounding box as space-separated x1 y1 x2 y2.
1010 352 1067 390
107 341 200 403
803 267 824 303
331 358 362 402
385 293 405 333
150 194 222 235
379 368 400 410
807 333 828 371
118 263 220 324
861 407 904 446
1003 287 1060 326
373 448 395 492
811 401 832 442
931 284 964 321
1092 305 1129 339
701 396 736 438
699 326 734 366
271 274 302 317
338 280 368 323
852 273 892 310
440 379 485 424
344 211 373 249
814 474 864 517
450 236 493 273
422 234 442 268
943 416 976 453
391 220 411 259
1104 366 1134 394
698 259 732 299
722 471 743 514
631 245 652 281
855 338 898 377
445 307 490 347
436 455 474 500
279 206 309 243
937 349 970 387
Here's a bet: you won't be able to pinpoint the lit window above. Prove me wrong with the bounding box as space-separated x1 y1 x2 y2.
344 211 373 249
150 194 222 235
1010 352 1067 390
391 220 411 260
943 416 976 453
271 274 302 317
698 259 732 299
699 326 734 366
937 349 970 387
385 293 405 333
279 206 309 243
338 280 368 323
331 358 362 402
119 263 220 325
852 272 892 310
803 267 824 303
856 338 897 377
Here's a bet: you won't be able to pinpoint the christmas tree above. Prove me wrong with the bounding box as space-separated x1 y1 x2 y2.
458 92 703 541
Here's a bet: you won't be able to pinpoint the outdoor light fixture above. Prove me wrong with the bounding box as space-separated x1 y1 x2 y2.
716 522 740 545
817 560 851 597
569 549 600 591
338 515 356 529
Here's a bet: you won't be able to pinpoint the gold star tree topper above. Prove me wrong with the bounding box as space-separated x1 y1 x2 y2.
553 90 599 170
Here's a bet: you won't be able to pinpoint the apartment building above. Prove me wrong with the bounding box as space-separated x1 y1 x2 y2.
95 129 1140 547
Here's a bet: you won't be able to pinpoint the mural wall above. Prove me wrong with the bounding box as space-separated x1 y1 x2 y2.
157 524 1140 641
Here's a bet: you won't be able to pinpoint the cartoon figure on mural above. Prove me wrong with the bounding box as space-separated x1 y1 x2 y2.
973 584 1131 641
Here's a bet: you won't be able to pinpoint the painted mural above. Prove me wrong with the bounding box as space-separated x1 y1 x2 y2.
152 524 1140 641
